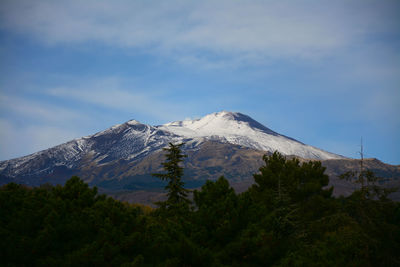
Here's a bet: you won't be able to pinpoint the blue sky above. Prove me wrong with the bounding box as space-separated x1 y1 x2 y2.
0 0 399 164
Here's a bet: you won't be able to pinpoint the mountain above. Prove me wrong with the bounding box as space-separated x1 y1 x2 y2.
0 111 341 180
159 111 342 160
1 111 398 204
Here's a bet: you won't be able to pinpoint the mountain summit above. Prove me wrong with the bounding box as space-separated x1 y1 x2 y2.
160 111 281 137
2 111 398 205
159 111 341 160
0 111 343 187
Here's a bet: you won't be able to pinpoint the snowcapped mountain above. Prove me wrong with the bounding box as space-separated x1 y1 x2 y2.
159 111 341 160
0 111 343 186
2 110 400 204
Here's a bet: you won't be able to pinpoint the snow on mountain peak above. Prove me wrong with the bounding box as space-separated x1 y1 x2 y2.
158 111 342 160
160 111 277 138
0 111 344 179
126 119 142 126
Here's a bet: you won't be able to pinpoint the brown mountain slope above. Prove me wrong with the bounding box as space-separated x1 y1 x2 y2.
322 158 400 199
102 142 399 204
3 140 398 204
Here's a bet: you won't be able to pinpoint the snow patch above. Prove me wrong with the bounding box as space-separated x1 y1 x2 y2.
0 111 344 179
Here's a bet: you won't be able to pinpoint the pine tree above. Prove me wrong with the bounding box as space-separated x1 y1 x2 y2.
153 143 190 210
339 139 395 200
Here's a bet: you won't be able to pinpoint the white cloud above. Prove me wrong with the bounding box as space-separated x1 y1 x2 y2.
0 118 80 160
1 0 396 64
0 94 93 160
0 94 85 123
0 0 398 162
45 76 197 122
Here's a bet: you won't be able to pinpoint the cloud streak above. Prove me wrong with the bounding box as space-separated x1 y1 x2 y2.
2 0 397 64
0 0 399 163
0 94 85 123
45 76 198 123
0 94 90 160
0 118 80 160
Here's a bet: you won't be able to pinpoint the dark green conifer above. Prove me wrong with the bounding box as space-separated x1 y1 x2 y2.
153 143 190 210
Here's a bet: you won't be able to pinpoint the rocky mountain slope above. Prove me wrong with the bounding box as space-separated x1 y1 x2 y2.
1 111 398 204
0 111 342 183
100 144 400 204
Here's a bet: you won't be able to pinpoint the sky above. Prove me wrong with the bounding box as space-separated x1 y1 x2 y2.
0 0 399 164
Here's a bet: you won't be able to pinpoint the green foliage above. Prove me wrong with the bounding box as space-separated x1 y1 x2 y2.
0 177 145 266
252 151 331 206
193 176 239 248
153 143 190 211
340 169 397 200
1 152 399 266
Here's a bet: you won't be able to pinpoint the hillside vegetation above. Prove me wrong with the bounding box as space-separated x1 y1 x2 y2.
1 150 399 266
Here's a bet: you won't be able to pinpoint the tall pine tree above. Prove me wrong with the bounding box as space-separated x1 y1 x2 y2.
153 143 190 210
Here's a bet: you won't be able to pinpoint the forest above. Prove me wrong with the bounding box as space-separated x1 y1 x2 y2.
1 144 399 266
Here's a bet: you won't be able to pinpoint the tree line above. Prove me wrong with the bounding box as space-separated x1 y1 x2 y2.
1 143 399 266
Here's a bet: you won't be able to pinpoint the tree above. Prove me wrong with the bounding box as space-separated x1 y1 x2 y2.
193 176 239 247
247 152 334 262
153 143 190 210
251 151 331 206
339 139 396 200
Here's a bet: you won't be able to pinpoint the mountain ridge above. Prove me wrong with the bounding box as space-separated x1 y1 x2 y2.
159 111 342 159
0 111 362 201
0 111 343 180
1 110 399 204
